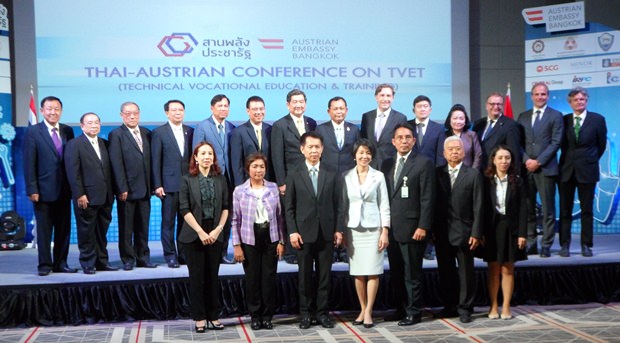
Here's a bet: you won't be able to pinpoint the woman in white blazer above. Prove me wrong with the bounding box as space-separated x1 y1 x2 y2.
338 138 390 328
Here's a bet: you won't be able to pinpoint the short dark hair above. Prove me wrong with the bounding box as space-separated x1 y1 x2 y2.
246 95 265 109
413 95 432 107
352 138 375 159
391 123 415 138
244 153 268 173
40 96 62 109
79 112 100 124
211 94 230 107
328 96 347 109
374 83 395 96
164 99 185 111
300 131 323 146
286 89 306 103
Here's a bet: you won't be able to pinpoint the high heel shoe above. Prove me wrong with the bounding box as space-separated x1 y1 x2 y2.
352 320 363 325
363 322 374 328
195 320 206 333
207 320 225 330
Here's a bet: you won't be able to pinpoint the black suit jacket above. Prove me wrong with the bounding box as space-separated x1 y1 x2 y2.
270 114 317 186
434 165 483 247
178 174 229 244
473 115 521 170
559 111 607 183
23 122 74 202
151 122 194 193
360 109 407 169
484 175 527 239
230 120 272 186
517 107 563 176
381 152 435 243
108 125 152 200
284 163 339 243
315 121 360 175
64 134 113 206
408 119 447 167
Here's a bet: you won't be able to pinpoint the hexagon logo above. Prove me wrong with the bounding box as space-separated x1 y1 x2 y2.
158 33 198 57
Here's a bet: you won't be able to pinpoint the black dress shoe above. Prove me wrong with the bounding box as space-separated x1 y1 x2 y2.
83 267 96 275
384 310 406 321
136 262 157 268
433 308 459 318
398 316 421 326
38 269 51 276
459 313 472 323
123 263 134 271
559 246 570 257
97 264 119 271
319 316 334 328
167 260 180 268
53 266 78 273
540 247 551 258
299 316 311 329
250 318 261 330
581 245 593 257
220 256 235 264
261 320 273 329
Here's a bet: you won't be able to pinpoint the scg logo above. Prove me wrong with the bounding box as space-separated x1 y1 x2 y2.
536 65 559 72
158 33 198 57
607 72 620 84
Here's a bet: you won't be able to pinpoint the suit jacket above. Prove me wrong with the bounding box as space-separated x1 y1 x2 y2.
434 165 483 247
338 167 390 229
64 134 113 206
559 111 607 183
192 117 236 181
178 173 229 244
360 109 407 169
230 120 272 186
315 120 360 175
408 119 447 167
517 107 563 176
381 152 435 243
457 130 483 170
270 114 317 186
108 125 152 200
231 179 284 246
151 122 194 193
473 115 521 170
284 163 339 243
23 122 74 202
484 175 527 239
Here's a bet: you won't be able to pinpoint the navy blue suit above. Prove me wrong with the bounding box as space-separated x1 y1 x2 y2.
408 119 447 167
315 121 360 175
151 122 194 263
270 114 317 187
360 109 407 169
473 115 521 170
108 124 153 266
230 120 272 186
23 121 74 273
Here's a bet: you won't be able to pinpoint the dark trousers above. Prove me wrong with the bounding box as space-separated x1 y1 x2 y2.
117 198 151 265
33 197 72 272
241 223 278 320
526 171 557 249
297 231 333 318
435 240 475 314
74 202 112 269
386 231 406 312
559 175 595 247
399 240 426 319
160 192 185 263
184 219 223 321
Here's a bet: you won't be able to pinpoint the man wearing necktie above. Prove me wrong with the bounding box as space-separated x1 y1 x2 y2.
108 102 157 270
284 132 342 329
192 94 237 264
559 87 607 257
517 82 563 257
433 136 483 323
23 96 76 276
65 113 117 274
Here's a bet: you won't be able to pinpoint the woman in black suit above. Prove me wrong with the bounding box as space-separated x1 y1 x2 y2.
482 145 527 320
178 141 229 332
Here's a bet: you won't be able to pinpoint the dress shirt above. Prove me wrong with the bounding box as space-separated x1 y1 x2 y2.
251 122 263 149
494 174 508 215
332 121 345 149
532 106 547 126
251 187 269 224
394 151 412 181
573 110 587 126
43 120 60 138
291 114 306 135
89 136 102 160
169 120 185 156
374 108 391 140
415 118 429 137
448 162 463 187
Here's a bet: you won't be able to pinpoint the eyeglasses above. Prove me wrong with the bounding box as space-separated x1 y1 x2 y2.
122 111 140 116
487 103 503 107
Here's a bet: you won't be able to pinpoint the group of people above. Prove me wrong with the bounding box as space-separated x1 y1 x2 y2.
23 82 607 331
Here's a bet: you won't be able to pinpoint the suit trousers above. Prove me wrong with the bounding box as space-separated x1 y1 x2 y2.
386 231 406 311
241 223 278 320
184 218 223 321
74 203 112 269
399 239 426 319
160 192 185 262
526 171 557 248
117 198 151 265
297 230 333 318
435 240 475 314
33 198 72 272
559 174 595 248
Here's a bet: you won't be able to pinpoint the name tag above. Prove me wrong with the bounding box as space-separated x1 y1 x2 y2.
401 176 409 198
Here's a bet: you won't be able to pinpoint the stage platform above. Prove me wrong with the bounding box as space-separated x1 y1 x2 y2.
1 235 619 327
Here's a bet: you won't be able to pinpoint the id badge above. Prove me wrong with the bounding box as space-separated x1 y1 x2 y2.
400 176 409 198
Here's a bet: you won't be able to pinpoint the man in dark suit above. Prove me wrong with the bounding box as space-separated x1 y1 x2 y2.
230 95 272 186
192 94 236 264
151 99 194 268
381 123 435 326
408 95 447 167
64 113 117 274
316 96 360 176
360 83 407 169
433 136 483 323
271 89 317 264
23 96 76 276
517 83 564 257
473 92 521 170
108 102 157 270
559 87 607 257
285 132 342 329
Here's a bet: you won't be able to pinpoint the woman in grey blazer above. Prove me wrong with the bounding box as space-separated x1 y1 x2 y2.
338 139 390 328
444 104 483 170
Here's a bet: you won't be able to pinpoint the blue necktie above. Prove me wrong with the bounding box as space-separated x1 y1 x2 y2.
310 167 318 194
218 123 225 145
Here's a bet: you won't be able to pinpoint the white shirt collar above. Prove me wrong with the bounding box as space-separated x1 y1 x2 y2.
250 121 262 131
168 120 183 130
449 162 463 172
290 113 304 123
43 120 59 132
377 108 391 117
332 121 345 130
305 160 320 172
